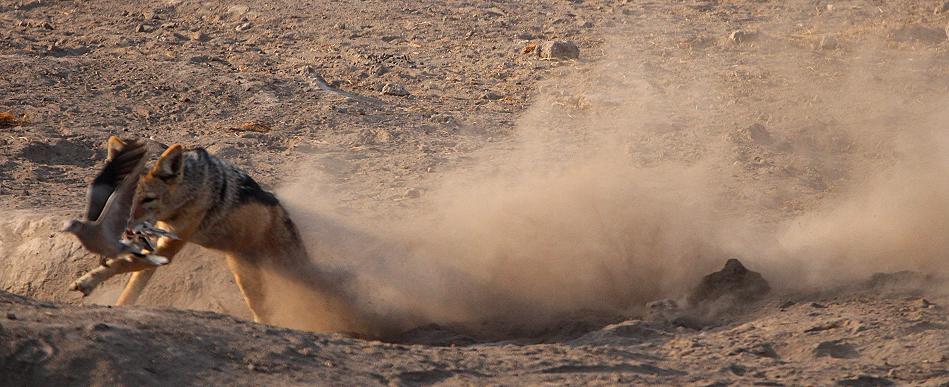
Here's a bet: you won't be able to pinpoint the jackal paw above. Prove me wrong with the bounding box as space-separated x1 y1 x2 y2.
69 278 92 296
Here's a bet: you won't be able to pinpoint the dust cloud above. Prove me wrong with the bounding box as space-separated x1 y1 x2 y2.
278 33 949 335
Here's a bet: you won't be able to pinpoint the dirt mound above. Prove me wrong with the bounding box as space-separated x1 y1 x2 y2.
4 284 948 385
0 212 250 319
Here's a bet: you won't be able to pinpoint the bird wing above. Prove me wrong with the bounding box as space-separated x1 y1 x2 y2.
91 140 147 243
85 139 147 222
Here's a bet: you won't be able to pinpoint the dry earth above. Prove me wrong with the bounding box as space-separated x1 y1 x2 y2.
4 0 949 385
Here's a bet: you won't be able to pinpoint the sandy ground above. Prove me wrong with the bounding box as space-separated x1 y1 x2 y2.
4 0 949 385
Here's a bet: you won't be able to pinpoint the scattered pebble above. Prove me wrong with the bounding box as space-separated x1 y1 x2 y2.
836 375 894 386
805 319 843 333
743 123 772 145
381 83 410 96
810 302 827 309
726 363 747 376
237 121 272 133
404 188 421 199
749 342 780 358
190 31 208 41
538 40 580 60
235 22 253 32
778 301 795 309
89 322 110 332
935 1 949 15
482 91 503 100
135 24 154 33
818 35 838 50
814 340 859 359
6 312 16 320
729 29 750 44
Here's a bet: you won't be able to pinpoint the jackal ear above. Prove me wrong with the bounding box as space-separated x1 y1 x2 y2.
106 136 126 161
153 144 184 182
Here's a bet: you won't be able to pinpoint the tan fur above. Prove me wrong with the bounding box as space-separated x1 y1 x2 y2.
106 136 125 160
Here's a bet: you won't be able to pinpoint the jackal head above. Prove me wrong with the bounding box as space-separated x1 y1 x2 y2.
131 144 188 225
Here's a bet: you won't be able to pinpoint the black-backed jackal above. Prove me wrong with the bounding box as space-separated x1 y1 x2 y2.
71 143 358 330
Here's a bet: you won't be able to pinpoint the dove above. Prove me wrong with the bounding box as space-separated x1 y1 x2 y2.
62 136 168 267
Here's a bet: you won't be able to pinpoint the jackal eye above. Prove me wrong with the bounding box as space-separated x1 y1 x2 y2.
141 197 156 204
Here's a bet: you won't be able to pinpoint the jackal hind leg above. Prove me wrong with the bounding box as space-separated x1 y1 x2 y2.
225 254 269 324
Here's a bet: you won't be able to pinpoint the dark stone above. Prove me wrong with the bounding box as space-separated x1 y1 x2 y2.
836 375 894 386
814 340 859 359
687 259 770 307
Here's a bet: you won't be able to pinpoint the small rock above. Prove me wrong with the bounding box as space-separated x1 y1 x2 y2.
89 323 110 332
646 298 680 321
836 375 894 386
743 123 772 145
778 301 795 309
135 24 154 33
814 340 859 359
805 319 844 333
334 22 347 29
818 35 838 50
671 315 709 330
727 363 747 376
935 1 949 14
810 302 827 309
918 298 934 309
577 19 593 28
687 258 770 307
381 35 403 43
381 83 410 96
749 342 780 358
370 65 388 76
42 22 53 30
190 31 208 41
522 42 538 55
161 22 176 29
538 40 580 60
6 312 16 320
237 121 272 133
729 29 750 44
482 91 503 100
404 188 421 198
235 22 252 32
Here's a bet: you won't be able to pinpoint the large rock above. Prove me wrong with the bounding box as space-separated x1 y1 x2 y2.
687 258 770 307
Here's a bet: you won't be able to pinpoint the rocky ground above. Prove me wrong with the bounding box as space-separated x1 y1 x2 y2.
4 0 949 385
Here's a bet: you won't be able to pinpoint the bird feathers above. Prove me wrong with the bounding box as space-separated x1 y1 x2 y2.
86 137 147 222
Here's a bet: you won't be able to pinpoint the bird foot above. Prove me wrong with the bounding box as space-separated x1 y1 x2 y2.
141 254 169 266
125 252 168 266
